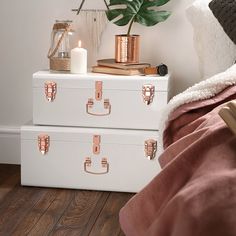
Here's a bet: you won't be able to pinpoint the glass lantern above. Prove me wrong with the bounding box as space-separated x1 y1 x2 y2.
48 20 74 71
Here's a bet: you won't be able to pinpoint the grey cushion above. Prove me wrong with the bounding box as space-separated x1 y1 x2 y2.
209 0 236 45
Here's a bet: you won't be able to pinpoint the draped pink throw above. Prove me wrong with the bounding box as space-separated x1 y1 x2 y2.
120 85 236 236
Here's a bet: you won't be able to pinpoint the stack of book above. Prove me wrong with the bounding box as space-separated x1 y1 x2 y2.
92 59 151 76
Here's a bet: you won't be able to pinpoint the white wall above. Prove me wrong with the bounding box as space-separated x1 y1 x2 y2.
0 0 200 164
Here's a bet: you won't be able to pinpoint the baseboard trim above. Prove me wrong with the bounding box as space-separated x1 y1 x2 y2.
0 125 21 164
0 126 21 134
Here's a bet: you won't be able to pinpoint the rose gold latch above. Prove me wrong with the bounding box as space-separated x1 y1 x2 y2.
93 135 100 155
95 81 102 101
145 139 157 160
38 134 50 155
104 99 110 109
45 81 57 102
85 157 92 167
142 84 155 105
84 135 109 175
86 81 111 116
84 157 109 175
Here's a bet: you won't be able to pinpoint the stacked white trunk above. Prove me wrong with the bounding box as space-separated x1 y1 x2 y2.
21 71 169 192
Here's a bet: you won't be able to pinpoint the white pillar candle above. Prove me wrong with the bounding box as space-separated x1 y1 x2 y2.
70 40 87 74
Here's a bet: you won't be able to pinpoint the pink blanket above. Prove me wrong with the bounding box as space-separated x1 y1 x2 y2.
120 85 236 236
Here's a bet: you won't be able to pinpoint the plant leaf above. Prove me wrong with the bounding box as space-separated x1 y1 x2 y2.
135 11 171 26
142 0 171 8
106 0 171 27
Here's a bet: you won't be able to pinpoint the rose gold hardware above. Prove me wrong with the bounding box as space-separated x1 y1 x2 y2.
142 84 155 105
145 139 157 160
45 82 57 102
101 158 108 168
95 81 103 101
86 99 111 116
87 98 94 108
38 134 50 155
84 157 109 175
85 157 92 167
93 135 101 155
104 99 110 109
86 80 111 116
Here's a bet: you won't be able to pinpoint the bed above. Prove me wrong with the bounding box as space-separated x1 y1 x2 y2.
119 0 236 235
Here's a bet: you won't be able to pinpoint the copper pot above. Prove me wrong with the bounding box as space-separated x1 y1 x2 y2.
115 34 140 63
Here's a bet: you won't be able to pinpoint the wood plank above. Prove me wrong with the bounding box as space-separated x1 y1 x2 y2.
27 189 75 236
88 192 134 236
0 165 21 202
0 164 19 184
0 166 53 235
0 185 46 235
0 169 20 202
0 165 134 236
49 191 110 236
0 165 68 236
10 188 60 236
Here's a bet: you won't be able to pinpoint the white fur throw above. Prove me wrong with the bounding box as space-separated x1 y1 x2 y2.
186 0 236 79
159 64 236 151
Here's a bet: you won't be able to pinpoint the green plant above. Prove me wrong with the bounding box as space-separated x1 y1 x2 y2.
106 0 171 35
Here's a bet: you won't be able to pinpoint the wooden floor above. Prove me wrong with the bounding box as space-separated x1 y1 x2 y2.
0 164 134 236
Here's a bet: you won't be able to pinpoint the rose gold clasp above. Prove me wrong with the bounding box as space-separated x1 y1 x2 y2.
84 157 109 175
45 81 57 102
142 84 155 105
86 99 111 116
95 81 102 101
38 134 50 155
93 135 100 155
86 81 111 116
84 135 109 175
145 139 157 160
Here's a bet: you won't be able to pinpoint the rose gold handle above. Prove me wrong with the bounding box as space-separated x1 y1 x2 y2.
86 99 111 116
84 158 109 175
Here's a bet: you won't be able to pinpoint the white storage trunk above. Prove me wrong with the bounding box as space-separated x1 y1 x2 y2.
33 71 169 130
21 124 161 193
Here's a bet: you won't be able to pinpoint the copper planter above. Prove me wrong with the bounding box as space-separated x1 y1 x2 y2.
115 35 140 63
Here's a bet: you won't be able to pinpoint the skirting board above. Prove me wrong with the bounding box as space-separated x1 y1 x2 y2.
0 126 21 164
